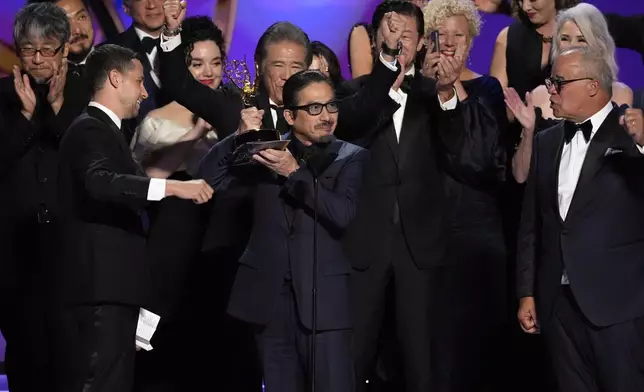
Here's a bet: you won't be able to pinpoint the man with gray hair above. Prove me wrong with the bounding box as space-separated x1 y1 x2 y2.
517 46 644 391
0 2 82 392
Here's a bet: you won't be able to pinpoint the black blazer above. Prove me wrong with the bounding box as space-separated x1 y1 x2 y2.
103 26 163 122
336 70 503 270
517 107 644 327
57 106 152 306
199 133 368 331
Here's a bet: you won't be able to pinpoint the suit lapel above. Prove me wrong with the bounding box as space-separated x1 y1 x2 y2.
566 110 620 220
125 27 153 71
549 123 565 225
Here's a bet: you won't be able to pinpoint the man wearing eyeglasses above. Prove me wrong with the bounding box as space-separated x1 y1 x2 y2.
0 3 82 392
517 47 644 392
198 70 367 392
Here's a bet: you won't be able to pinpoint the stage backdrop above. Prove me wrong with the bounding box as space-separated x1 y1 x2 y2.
0 0 641 362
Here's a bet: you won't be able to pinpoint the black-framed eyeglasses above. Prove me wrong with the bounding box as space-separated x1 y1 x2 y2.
545 76 593 94
18 43 64 58
292 101 339 116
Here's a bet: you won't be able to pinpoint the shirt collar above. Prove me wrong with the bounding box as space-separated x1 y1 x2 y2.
580 101 614 137
88 101 122 129
134 27 160 41
70 47 94 66
405 65 415 77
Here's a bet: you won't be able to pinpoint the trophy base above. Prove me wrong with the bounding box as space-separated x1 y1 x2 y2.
232 129 289 166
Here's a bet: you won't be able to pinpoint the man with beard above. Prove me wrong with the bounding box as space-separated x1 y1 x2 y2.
0 3 76 391
57 44 214 392
105 0 166 123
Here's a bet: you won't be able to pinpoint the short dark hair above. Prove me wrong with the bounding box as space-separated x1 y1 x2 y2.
85 44 139 96
254 22 312 71
181 16 227 65
311 41 344 87
283 70 334 117
14 2 70 48
372 0 424 39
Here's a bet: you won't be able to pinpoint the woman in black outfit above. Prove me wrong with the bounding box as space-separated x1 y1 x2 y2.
420 1 510 391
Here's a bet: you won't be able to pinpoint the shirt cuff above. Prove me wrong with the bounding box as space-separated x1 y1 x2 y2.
160 34 181 52
438 88 458 111
388 88 403 104
379 53 398 71
147 178 166 201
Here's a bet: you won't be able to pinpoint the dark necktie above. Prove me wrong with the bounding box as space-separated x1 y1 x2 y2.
563 120 593 144
400 74 414 94
141 37 160 54
270 104 290 135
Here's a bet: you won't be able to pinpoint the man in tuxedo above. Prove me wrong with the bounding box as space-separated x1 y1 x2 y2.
57 44 213 392
198 70 367 392
0 3 80 391
517 47 644 392
105 0 165 123
335 1 491 390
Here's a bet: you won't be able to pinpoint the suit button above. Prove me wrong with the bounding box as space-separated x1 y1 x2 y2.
39 177 48 183
37 148 44 153
396 179 402 186
561 229 569 236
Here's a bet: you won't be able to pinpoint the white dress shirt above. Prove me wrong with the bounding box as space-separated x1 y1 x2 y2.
88 102 166 201
135 28 161 87
269 98 279 128
379 54 458 142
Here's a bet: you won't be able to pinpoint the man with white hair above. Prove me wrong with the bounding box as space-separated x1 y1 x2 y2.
517 46 644 391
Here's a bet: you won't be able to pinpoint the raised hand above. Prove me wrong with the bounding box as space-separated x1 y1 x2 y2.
238 107 264 134
48 59 67 114
163 0 187 30
620 108 644 147
435 53 463 92
381 12 406 51
12 65 36 120
504 87 536 134
391 54 408 91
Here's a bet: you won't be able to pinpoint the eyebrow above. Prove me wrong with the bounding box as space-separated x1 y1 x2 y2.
67 8 88 18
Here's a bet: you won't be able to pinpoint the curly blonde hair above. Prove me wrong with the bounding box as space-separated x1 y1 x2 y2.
422 0 481 40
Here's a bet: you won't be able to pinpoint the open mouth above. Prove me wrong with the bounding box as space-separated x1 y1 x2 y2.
441 50 456 57
200 79 214 86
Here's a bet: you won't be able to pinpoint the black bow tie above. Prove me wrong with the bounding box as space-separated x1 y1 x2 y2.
68 62 85 76
141 37 160 54
400 74 414 94
564 120 593 144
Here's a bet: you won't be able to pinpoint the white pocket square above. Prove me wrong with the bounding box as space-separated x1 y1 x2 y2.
604 148 623 156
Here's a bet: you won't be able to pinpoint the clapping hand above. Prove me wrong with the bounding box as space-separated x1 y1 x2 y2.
48 59 67 114
504 87 536 134
12 65 36 120
620 108 644 147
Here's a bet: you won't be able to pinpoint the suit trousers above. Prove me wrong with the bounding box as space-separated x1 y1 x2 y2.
68 304 139 392
352 224 433 392
544 286 644 392
254 278 353 392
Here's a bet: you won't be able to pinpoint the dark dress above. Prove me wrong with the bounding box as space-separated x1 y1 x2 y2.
506 21 551 99
430 76 511 392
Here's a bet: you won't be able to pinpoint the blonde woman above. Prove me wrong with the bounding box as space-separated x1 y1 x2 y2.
507 2 634 183
422 0 509 390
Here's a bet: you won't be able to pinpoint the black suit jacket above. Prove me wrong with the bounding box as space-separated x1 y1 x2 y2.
57 106 152 306
336 69 502 270
517 107 644 327
104 26 163 122
199 133 368 330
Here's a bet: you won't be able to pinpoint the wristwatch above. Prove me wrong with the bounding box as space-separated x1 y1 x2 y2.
381 41 401 57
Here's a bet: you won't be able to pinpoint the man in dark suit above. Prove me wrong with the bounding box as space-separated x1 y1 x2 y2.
198 70 367 392
0 4 84 391
517 47 644 392
335 2 496 391
57 44 213 392
105 0 165 124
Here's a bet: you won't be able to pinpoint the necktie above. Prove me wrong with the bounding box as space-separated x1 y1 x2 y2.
141 37 160 54
563 120 593 144
270 104 290 135
400 74 414 94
